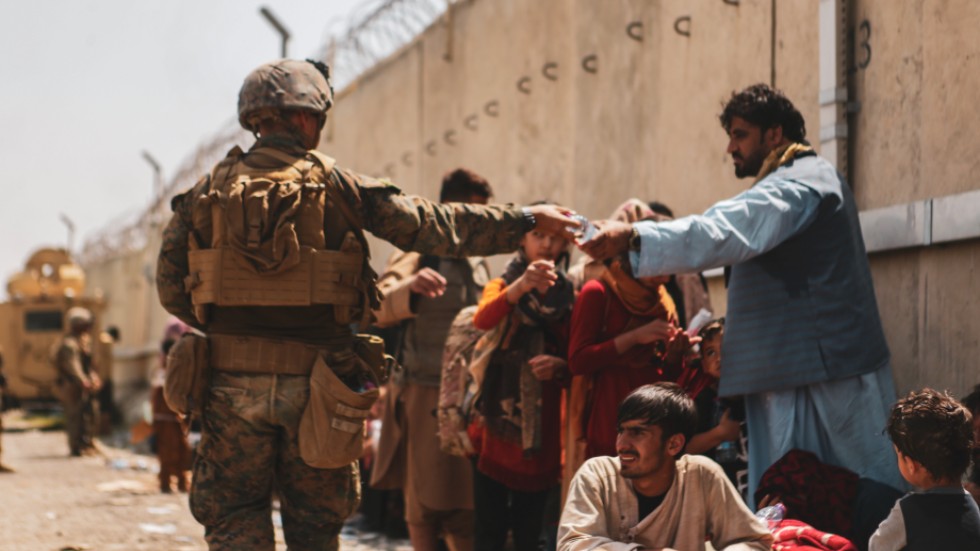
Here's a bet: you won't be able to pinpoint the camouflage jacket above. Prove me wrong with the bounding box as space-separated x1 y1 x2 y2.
54 334 93 387
157 135 526 336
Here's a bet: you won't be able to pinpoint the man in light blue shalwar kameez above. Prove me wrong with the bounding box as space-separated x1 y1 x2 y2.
581 84 903 504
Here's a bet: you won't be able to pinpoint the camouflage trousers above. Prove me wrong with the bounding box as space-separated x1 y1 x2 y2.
59 383 97 455
191 371 360 551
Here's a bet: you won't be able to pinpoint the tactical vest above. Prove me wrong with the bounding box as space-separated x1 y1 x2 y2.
183 145 379 326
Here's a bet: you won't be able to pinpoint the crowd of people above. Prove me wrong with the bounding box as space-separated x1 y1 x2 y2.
0 45 974 551
356 85 980 551
137 57 980 551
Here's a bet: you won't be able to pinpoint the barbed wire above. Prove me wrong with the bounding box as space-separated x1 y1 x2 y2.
77 121 251 266
318 0 445 89
78 0 446 266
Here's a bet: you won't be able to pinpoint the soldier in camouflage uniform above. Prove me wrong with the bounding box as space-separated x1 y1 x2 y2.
156 58 576 551
53 307 101 457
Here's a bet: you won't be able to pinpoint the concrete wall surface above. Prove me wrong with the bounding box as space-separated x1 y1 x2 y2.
80 0 980 401
322 0 980 398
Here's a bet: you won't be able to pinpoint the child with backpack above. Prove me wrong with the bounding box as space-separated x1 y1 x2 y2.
869 388 980 550
468 215 574 551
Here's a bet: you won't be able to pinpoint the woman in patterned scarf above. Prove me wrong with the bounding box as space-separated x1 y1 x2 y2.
468 204 574 551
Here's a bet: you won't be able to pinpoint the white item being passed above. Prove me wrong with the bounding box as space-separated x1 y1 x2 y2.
685 308 714 338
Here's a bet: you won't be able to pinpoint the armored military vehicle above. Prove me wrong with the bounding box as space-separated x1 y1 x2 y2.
0 248 111 408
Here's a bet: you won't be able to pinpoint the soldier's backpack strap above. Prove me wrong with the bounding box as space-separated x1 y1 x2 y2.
307 150 384 322
207 146 246 249
306 150 364 233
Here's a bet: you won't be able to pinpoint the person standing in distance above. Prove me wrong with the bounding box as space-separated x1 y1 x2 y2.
581 83 902 502
53 307 102 457
156 58 575 551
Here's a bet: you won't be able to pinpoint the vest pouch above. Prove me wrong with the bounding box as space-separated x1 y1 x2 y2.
299 352 379 469
163 333 210 417
354 333 390 384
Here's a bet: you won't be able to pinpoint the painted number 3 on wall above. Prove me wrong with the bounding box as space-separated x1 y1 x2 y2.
855 20 872 70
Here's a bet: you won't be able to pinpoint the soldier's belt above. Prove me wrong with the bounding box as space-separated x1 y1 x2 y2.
209 334 352 376
186 247 363 307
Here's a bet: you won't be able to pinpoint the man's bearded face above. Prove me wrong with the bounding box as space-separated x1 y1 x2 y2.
726 116 771 179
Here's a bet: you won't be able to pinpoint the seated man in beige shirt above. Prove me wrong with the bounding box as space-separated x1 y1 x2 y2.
559 383 772 551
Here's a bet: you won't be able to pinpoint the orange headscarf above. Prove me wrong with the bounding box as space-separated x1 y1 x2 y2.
600 257 677 322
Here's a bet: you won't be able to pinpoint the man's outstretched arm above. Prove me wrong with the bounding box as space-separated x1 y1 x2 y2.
580 178 823 278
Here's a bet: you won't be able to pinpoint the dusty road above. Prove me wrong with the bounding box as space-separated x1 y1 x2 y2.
0 423 411 551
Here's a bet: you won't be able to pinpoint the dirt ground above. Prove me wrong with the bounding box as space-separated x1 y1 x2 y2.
0 416 411 551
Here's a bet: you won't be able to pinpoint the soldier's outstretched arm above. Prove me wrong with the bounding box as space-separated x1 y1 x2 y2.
341 170 577 257
156 186 204 330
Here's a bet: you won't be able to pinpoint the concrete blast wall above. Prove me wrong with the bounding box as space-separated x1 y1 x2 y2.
78 0 980 401
324 0 980 398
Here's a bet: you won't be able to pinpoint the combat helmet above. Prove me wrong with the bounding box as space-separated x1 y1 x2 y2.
66 307 93 329
238 59 334 132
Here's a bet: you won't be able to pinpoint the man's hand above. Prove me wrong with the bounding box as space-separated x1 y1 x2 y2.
409 268 447 299
529 354 566 381
756 494 784 514
579 220 633 260
525 204 579 237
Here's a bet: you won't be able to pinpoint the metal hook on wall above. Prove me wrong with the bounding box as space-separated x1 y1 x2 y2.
464 114 478 131
402 152 413 166
581 54 598 74
444 130 457 146
723 0 740 5
425 141 437 156
542 62 558 81
484 100 500 117
517 76 532 94
626 21 643 42
674 16 691 37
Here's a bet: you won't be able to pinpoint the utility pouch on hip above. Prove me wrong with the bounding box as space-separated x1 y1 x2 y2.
299 351 379 469
354 333 392 384
163 333 210 417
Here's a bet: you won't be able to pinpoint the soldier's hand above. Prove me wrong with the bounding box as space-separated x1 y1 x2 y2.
526 204 579 238
409 268 447 299
90 372 103 392
579 220 633 260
